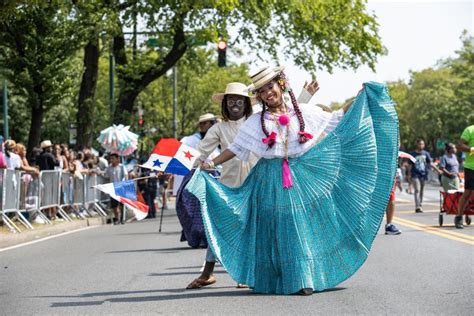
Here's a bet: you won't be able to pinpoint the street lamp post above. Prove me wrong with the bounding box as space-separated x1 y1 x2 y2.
109 46 115 121
172 66 177 139
3 80 9 139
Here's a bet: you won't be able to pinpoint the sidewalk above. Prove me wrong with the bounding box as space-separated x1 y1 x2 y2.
0 197 175 250
0 216 108 250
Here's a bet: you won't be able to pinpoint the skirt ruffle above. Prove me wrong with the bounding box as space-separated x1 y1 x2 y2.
175 169 208 248
186 82 399 294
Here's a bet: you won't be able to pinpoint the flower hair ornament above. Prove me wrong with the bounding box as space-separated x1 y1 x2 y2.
277 71 291 94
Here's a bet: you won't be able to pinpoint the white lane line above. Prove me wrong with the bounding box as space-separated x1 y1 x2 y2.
0 226 100 252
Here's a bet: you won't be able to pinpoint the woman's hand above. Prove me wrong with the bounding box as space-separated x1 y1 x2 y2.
200 162 211 170
33 168 40 177
303 80 320 96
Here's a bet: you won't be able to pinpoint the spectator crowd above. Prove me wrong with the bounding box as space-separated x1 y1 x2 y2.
0 138 166 226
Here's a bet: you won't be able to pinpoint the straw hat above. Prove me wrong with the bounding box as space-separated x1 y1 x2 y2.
212 82 256 104
198 113 217 124
247 65 285 92
40 140 53 149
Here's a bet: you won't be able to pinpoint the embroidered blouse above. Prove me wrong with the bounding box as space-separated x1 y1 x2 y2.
229 102 344 161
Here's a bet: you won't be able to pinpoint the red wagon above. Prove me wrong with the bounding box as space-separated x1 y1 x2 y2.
439 190 474 226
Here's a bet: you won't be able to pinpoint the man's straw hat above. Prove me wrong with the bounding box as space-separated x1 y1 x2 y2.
212 82 256 104
40 140 53 149
198 113 217 124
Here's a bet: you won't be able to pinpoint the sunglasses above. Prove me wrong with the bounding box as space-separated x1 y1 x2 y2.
227 99 245 106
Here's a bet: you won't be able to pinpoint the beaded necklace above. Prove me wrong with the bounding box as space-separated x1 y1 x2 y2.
269 104 290 160
268 103 293 188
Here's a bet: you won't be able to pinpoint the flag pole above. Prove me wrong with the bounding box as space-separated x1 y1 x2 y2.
158 173 169 233
91 174 158 188
159 189 166 233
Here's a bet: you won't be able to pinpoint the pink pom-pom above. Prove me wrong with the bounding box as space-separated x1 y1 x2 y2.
278 114 290 126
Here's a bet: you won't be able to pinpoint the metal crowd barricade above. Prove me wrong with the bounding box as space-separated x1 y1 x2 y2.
85 174 108 216
0 169 115 234
17 172 39 229
60 172 74 207
59 171 84 219
95 175 111 211
72 174 88 218
39 170 72 222
0 169 32 233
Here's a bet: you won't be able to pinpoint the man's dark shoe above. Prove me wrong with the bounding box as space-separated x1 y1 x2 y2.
454 216 464 229
415 208 423 213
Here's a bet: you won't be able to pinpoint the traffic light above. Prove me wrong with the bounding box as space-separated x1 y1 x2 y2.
217 39 227 67
138 107 144 127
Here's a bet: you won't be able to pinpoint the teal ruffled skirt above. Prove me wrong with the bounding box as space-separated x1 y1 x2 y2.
186 82 399 294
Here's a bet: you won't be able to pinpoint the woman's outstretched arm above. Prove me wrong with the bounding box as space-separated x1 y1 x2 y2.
201 149 236 170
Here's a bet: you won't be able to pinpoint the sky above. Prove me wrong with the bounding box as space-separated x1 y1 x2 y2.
241 0 473 105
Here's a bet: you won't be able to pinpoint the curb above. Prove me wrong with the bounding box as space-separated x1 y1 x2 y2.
0 217 108 250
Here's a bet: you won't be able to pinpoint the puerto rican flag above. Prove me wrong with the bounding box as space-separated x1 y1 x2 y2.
141 138 200 175
95 180 149 220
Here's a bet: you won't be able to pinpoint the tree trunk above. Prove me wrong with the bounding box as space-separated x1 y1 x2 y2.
76 38 99 149
27 105 43 160
112 19 187 124
113 87 140 124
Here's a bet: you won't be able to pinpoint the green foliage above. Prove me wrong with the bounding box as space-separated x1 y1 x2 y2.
388 33 473 155
5 91 30 143
0 2 84 151
111 0 384 122
136 0 383 71
133 48 250 153
1 0 385 150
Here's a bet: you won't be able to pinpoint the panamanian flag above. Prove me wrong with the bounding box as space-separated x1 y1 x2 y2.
95 180 149 220
141 138 200 175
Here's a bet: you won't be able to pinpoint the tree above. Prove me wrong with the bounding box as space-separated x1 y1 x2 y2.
110 0 384 123
447 31 474 131
73 1 116 148
392 32 473 155
386 80 409 149
133 48 250 153
0 3 83 155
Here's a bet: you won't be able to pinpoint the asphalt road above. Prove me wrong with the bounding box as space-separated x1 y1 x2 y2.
1 184 473 315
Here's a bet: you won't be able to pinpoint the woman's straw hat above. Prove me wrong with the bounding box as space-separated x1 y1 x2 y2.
212 82 256 104
247 65 285 92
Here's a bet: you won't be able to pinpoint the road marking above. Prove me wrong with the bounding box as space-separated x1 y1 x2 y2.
394 217 474 239
396 202 440 206
398 209 439 214
392 217 474 245
0 226 99 252
397 217 474 241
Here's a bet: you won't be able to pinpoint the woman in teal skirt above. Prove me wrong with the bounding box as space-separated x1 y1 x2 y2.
186 65 399 295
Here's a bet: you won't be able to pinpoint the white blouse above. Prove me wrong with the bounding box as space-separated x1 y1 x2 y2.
229 103 344 161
